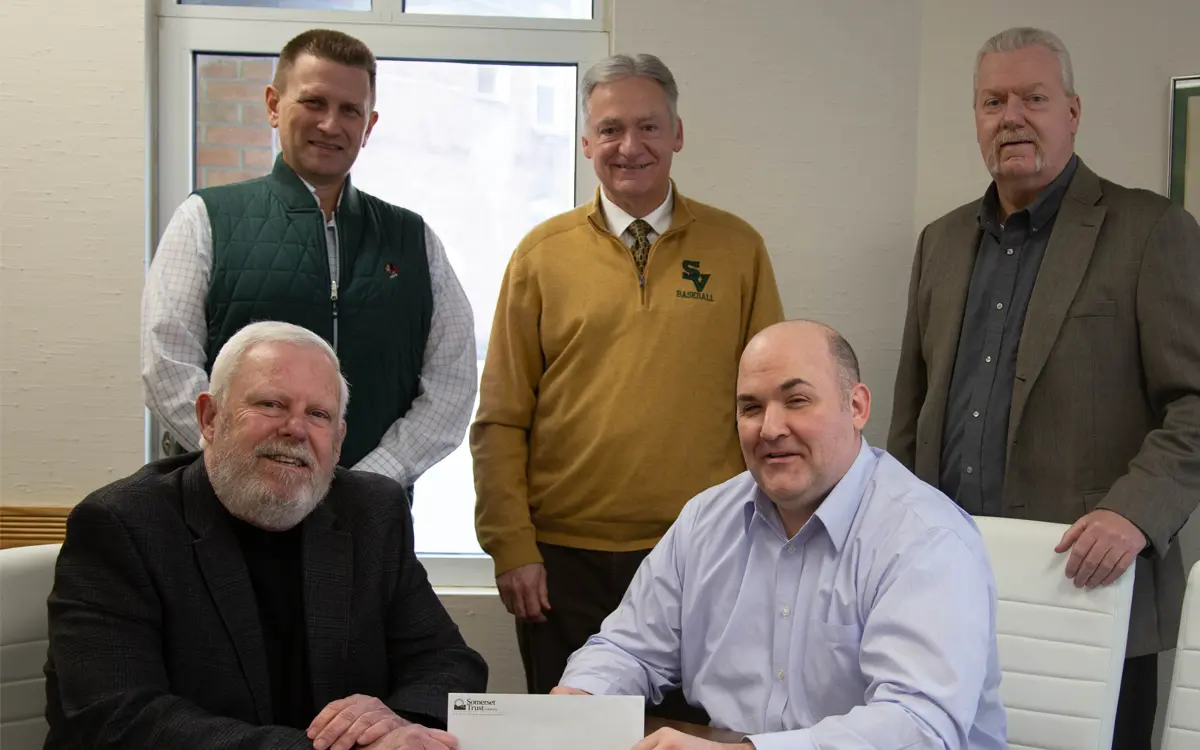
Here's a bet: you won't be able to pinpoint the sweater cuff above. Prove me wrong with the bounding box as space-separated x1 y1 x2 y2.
489 535 543 577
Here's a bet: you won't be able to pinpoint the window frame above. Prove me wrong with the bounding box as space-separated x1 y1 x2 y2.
152 8 607 588
157 0 605 31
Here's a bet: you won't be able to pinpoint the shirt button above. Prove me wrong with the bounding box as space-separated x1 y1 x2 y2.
777 670 785 680
782 606 790 617
966 466 974 474
1006 248 1014 255
972 410 980 418
985 355 993 363
996 302 1004 310
787 544 796 555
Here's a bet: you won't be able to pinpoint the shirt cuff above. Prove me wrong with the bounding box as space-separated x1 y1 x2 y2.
557 675 622 697
746 730 816 750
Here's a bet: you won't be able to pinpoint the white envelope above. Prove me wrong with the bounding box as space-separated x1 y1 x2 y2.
447 693 645 750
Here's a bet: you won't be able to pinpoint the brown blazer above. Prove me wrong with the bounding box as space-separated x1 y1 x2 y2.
888 157 1200 657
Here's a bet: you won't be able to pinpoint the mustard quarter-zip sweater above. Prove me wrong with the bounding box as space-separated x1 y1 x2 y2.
472 188 784 575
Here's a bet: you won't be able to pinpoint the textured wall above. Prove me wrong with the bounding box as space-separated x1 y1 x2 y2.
0 0 148 505
612 0 923 447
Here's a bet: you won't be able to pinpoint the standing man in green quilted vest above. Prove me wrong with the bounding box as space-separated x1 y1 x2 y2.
142 29 477 498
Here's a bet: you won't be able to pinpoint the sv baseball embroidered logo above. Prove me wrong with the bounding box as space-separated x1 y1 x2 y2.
678 260 714 302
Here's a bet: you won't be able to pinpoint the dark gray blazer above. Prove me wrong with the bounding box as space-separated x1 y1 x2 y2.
43 453 487 749
889 158 1200 658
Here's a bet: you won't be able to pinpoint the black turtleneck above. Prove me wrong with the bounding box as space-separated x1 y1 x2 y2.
228 516 314 730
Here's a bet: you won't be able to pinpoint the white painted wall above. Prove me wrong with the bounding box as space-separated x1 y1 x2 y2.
0 0 149 506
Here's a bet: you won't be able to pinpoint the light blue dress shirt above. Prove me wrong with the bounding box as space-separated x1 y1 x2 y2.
560 440 1008 750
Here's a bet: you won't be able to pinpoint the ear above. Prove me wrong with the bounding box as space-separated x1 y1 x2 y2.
673 116 684 153
334 420 347 459
1068 94 1081 135
850 382 871 432
196 392 220 447
581 130 594 160
265 85 282 129
361 110 379 147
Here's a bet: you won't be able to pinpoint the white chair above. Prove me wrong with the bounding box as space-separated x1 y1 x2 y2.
1162 561 1200 750
1 543 61 750
973 516 1134 750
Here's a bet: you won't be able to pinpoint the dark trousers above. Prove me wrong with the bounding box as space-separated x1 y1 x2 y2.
1111 653 1157 750
516 542 710 724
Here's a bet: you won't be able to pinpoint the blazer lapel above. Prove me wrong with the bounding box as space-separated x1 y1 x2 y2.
917 209 982 482
184 462 273 725
1008 162 1107 458
302 500 354 709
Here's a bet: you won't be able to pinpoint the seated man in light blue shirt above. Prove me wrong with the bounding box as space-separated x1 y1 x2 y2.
553 320 1007 750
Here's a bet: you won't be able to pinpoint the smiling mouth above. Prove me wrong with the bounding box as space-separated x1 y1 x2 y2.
763 452 800 461
309 141 343 151
262 454 310 468
616 164 650 170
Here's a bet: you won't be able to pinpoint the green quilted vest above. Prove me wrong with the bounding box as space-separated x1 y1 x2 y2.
197 155 432 468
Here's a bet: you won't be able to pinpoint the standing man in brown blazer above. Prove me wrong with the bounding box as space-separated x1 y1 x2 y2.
889 27 1200 750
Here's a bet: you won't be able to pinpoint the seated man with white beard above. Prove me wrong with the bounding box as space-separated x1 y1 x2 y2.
43 321 487 750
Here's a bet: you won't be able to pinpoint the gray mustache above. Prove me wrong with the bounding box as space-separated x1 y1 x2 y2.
253 441 315 467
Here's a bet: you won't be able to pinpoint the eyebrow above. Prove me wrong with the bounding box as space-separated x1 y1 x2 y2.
779 378 812 391
979 83 1048 97
736 377 813 403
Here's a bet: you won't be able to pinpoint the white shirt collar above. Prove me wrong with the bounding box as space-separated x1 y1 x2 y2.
598 184 674 239
298 175 341 224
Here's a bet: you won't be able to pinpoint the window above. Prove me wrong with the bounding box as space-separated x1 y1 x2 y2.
158 8 604 582
404 0 592 20
181 0 371 9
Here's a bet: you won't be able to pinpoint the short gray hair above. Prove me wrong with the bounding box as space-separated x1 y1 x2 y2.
974 27 1075 102
209 321 349 422
580 53 679 125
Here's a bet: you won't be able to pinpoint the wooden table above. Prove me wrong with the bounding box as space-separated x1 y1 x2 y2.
644 717 747 744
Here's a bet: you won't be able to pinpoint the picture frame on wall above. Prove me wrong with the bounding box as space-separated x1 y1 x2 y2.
1168 75 1200 215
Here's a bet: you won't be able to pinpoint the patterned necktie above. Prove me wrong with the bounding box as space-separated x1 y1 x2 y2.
627 219 653 277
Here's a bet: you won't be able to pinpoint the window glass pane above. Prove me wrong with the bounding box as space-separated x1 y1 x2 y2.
194 54 278 189
355 60 577 555
181 0 371 9
192 55 579 554
404 0 591 20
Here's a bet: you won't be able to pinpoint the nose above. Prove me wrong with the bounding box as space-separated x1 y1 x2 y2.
278 411 310 441
617 129 644 156
1001 93 1026 127
759 402 789 442
316 108 340 134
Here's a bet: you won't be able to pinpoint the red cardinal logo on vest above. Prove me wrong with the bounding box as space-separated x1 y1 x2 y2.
384 263 399 278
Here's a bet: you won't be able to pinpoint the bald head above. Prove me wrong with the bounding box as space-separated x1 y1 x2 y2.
735 320 871 536
741 320 861 398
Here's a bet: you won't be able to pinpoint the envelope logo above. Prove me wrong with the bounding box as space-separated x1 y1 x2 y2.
456 697 500 714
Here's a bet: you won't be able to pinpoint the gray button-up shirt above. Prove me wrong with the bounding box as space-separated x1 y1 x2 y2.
939 155 1079 515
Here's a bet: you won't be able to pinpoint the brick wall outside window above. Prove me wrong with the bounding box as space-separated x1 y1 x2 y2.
194 55 278 189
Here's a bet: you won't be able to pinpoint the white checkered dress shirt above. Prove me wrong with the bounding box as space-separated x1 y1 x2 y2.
141 193 477 486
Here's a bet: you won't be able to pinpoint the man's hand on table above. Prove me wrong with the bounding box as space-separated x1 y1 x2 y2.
308 694 409 750
634 728 753 750
359 724 460 750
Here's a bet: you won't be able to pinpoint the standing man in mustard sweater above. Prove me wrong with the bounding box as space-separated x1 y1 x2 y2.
471 53 784 706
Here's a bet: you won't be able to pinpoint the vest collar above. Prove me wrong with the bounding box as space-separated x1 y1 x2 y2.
268 153 363 217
